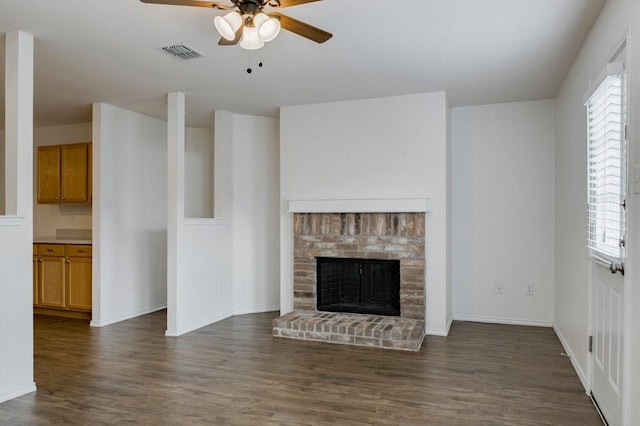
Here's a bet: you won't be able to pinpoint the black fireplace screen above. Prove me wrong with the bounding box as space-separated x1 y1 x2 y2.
316 257 400 316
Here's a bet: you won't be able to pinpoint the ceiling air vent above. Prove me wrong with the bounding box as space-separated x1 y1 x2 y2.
158 44 205 60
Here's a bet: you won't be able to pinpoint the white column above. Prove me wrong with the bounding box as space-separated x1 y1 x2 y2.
0 30 36 403
5 30 33 217
166 92 185 336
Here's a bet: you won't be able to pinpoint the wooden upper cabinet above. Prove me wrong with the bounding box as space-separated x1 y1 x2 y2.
37 143 91 204
87 143 93 203
61 143 89 203
37 146 61 203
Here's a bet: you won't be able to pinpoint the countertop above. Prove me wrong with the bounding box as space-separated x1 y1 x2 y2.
34 237 92 245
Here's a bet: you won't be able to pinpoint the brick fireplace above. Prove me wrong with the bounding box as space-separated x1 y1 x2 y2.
273 210 426 351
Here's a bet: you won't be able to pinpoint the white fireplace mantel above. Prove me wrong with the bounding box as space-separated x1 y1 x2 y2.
287 198 430 213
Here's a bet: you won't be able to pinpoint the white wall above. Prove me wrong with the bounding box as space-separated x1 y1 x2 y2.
0 30 35 403
0 222 34 403
33 123 92 236
280 92 451 335
232 114 280 315
92 103 167 327
0 129 5 215
554 2 640 424
167 107 280 336
185 127 214 219
452 100 555 326
167 101 233 337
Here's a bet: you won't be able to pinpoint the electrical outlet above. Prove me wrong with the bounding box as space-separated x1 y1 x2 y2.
494 282 504 294
526 282 535 296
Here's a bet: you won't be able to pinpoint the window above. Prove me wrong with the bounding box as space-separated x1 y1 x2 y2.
586 62 626 262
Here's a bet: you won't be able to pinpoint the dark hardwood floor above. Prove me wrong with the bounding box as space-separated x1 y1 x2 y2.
0 311 601 425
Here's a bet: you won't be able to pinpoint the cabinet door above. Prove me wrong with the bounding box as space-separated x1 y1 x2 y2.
39 256 65 308
33 256 39 306
33 245 38 305
66 256 92 312
61 143 89 203
37 146 61 203
87 144 93 204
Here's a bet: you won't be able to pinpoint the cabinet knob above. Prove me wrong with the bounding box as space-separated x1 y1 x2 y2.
66 260 71 264
39 259 43 263
47 249 55 252
78 250 87 253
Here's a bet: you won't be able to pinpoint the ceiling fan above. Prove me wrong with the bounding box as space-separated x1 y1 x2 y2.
140 0 332 50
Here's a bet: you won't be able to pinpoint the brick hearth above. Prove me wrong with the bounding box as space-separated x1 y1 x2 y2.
273 311 424 351
273 212 427 351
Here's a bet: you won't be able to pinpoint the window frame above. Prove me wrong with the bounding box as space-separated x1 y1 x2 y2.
585 61 627 265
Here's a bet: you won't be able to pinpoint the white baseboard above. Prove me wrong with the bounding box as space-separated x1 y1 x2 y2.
426 317 453 336
553 324 589 392
232 305 281 316
165 310 234 337
454 314 553 328
0 383 36 404
90 304 167 328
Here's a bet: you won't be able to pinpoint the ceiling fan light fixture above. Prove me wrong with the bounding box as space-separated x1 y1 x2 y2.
214 11 242 40
254 13 281 43
239 25 264 50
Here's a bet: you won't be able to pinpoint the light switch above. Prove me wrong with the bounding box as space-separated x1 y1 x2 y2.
634 166 640 195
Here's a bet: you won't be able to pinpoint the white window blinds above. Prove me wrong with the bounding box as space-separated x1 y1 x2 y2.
586 67 625 261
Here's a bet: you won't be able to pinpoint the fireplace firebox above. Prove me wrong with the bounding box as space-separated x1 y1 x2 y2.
316 257 401 316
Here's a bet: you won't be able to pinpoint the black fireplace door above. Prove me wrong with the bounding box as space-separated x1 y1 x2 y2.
316 257 400 316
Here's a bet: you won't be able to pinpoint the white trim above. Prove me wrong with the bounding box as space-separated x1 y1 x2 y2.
287 197 430 213
233 305 280 316
591 253 616 269
554 324 590 392
165 310 234 337
0 216 24 227
584 61 625 103
0 383 36 404
426 317 452 336
90 304 167 328
425 327 448 336
453 314 553 328
182 218 225 226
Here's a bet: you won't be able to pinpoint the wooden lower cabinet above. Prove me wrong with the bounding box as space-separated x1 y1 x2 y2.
34 243 92 318
39 255 66 308
66 249 92 311
33 245 39 306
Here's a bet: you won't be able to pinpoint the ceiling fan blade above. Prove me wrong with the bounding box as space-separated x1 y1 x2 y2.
139 0 233 9
270 12 332 44
218 26 243 45
269 0 322 8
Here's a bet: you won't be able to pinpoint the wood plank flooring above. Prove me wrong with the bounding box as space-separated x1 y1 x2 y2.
0 311 601 425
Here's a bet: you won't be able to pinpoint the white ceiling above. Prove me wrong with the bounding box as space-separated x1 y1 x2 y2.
0 0 605 128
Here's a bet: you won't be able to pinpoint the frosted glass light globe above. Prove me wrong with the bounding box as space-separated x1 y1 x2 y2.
214 11 242 41
239 26 264 50
254 13 281 42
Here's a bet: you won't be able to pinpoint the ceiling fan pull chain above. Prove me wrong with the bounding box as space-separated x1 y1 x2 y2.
247 53 253 73
246 54 265 73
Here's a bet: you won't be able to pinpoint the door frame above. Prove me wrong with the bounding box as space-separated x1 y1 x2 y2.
586 33 629 425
